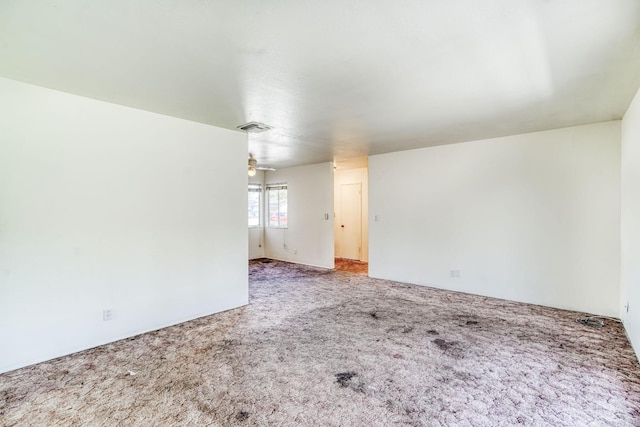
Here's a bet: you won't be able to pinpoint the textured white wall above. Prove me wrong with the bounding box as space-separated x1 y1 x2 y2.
248 171 265 260
0 78 248 374
621 87 640 353
264 163 334 268
369 122 621 316
334 168 369 261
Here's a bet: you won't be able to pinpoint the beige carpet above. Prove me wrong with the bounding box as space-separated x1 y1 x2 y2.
1 259 640 426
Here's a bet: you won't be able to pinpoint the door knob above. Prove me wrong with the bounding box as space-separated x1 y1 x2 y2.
341 225 345 228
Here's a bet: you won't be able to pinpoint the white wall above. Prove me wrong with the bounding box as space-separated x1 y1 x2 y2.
0 78 248 374
369 122 621 316
621 87 640 352
248 171 265 260
264 163 334 268
334 167 369 261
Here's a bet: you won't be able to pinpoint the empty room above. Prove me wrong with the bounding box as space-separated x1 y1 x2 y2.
2 0 640 425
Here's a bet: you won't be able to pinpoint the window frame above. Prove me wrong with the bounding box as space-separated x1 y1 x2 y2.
248 183 262 228
266 183 288 229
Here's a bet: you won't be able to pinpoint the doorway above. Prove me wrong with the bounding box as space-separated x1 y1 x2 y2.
339 183 361 260
333 160 368 274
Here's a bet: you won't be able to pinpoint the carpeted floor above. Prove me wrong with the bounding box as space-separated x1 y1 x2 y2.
334 258 368 275
2 259 640 426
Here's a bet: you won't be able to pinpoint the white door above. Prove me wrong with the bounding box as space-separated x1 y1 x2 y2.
340 183 362 260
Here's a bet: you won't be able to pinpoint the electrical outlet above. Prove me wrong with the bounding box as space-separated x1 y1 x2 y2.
294 249 297 255
103 309 113 321
450 270 461 278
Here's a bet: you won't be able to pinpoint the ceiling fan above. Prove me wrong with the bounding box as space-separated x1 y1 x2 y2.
248 154 275 176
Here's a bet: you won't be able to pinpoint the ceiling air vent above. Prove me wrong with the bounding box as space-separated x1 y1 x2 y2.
237 121 273 133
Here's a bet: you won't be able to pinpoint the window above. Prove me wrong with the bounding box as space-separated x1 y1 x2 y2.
248 183 262 227
266 184 288 228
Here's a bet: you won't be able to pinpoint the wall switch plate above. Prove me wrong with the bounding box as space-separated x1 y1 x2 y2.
103 309 113 321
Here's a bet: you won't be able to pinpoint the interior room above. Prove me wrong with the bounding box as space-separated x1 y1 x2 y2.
2 0 640 425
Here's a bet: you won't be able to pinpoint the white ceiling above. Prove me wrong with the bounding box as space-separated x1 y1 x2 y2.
1 0 640 169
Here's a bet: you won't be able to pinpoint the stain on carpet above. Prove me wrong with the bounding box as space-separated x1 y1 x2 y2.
433 338 455 351
235 410 250 421
335 372 365 393
335 372 357 387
